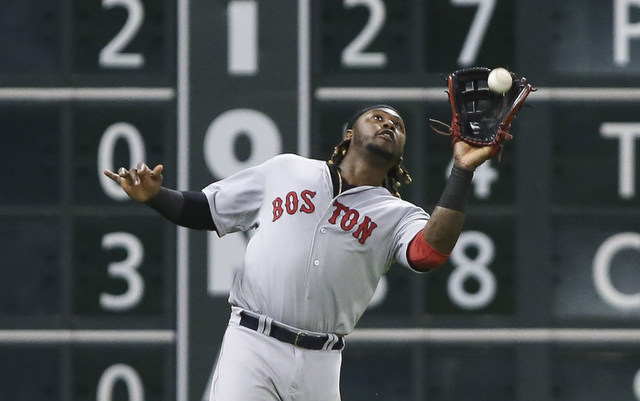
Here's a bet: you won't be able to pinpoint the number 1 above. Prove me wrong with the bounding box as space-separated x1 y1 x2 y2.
227 0 258 75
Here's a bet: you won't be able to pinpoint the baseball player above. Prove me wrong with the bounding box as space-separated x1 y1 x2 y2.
104 105 494 401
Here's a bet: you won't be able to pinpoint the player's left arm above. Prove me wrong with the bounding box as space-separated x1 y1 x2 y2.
409 142 492 271
104 163 216 230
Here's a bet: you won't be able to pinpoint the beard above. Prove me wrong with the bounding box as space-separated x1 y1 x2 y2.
366 142 401 162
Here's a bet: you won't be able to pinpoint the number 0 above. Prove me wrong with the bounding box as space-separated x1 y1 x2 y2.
97 364 144 401
98 122 146 201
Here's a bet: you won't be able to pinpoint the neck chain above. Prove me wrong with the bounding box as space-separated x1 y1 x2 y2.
336 168 343 195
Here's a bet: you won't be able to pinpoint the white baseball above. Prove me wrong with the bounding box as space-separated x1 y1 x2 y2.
487 68 513 94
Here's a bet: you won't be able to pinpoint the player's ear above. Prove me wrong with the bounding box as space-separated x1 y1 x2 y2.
344 129 353 140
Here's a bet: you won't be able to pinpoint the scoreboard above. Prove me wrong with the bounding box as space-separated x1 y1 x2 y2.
1 1 640 401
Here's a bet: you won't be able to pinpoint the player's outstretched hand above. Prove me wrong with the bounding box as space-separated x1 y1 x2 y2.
453 141 493 171
104 163 164 202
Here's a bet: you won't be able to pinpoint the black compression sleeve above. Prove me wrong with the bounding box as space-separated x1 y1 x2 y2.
436 165 474 212
180 191 217 230
145 187 183 222
145 187 216 230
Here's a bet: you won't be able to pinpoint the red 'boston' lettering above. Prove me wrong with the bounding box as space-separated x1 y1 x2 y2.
327 201 378 245
300 190 316 214
271 189 317 222
273 192 378 244
272 197 283 221
328 200 349 224
353 216 377 244
285 191 298 215
340 209 359 231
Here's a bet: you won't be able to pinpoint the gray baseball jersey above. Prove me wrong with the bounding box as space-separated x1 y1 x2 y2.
202 153 429 335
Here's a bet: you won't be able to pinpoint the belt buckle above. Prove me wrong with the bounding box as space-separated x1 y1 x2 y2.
294 331 309 347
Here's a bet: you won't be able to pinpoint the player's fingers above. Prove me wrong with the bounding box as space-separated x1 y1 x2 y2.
103 169 121 182
117 167 137 184
129 168 140 185
136 162 151 176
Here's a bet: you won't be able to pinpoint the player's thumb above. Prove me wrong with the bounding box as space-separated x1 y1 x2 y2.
151 164 164 183
152 164 164 176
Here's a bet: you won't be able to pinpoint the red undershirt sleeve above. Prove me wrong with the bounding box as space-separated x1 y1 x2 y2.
407 229 451 271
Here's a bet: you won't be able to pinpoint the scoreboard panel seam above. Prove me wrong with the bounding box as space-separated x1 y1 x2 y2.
348 328 640 345
4 328 639 345
315 87 640 102
0 329 176 344
0 87 175 101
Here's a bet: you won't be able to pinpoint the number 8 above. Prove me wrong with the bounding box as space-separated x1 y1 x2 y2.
447 230 497 310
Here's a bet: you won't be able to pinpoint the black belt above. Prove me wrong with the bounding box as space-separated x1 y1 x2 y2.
239 311 344 351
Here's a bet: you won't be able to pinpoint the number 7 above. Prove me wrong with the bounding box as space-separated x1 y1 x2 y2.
451 0 496 66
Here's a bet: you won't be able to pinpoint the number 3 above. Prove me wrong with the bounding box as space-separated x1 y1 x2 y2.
101 232 145 311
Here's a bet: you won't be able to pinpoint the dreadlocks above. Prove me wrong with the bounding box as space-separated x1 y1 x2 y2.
328 137 412 198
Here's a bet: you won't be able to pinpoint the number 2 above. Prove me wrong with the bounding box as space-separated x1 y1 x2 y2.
99 0 145 69
341 0 387 68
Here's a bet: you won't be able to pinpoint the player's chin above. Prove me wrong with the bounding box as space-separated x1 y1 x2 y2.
366 143 402 163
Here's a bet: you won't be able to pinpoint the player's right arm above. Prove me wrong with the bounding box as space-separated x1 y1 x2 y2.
104 163 216 230
407 141 493 272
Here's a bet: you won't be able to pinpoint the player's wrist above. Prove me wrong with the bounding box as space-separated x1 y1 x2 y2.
145 187 182 214
437 165 473 211
453 159 476 171
143 186 163 202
